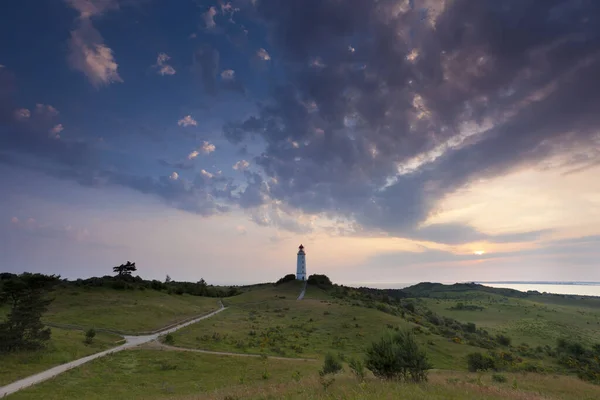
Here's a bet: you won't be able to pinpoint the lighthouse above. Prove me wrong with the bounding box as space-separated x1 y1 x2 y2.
296 244 306 281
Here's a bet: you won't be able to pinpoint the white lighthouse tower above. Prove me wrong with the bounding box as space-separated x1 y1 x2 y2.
296 244 306 281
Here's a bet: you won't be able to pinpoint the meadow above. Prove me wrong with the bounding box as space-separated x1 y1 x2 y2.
42 286 221 333
3 278 600 399
0 328 122 386
8 349 600 400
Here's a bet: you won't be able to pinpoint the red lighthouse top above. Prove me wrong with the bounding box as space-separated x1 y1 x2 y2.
299 244 304 250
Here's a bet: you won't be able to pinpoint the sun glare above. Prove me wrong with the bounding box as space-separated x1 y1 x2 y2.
474 250 485 256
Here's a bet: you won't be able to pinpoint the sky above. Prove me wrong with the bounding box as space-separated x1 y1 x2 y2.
1 0 600 286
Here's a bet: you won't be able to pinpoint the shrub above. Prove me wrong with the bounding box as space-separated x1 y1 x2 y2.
492 373 507 383
466 352 496 372
275 274 296 285
365 330 431 382
163 333 175 345
495 334 511 346
348 357 366 381
84 328 96 344
320 353 343 376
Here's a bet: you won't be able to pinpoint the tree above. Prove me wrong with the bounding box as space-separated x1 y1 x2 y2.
84 328 96 344
165 275 172 283
113 261 137 278
0 273 58 353
365 330 431 382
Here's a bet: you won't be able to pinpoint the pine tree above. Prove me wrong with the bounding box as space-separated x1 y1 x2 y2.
0 273 58 353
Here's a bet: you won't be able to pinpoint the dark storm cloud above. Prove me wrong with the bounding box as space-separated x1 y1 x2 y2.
225 0 600 239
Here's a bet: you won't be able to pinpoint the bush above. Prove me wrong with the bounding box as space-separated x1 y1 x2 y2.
163 333 175 345
320 353 343 376
496 334 511 346
84 328 96 344
365 330 431 382
348 357 366 381
307 274 333 288
467 352 496 372
275 274 296 285
492 373 507 383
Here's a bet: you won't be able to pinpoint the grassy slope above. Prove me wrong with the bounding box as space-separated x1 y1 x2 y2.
43 287 220 333
8 350 599 400
208 371 600 400
0 328 122 387
172 282 483 370
6 349 320 400
419 293 600 347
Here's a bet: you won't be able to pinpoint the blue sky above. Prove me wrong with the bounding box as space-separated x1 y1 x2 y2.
1 0 600 285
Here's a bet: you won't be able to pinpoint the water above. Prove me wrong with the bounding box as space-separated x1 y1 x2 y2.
478 282 600 297
343 281 600 297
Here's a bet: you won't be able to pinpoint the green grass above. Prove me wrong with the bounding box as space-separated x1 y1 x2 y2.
42 287 221 333
171 282 484 370
206 370 600 400
8 349 600 400
420 295 600 347
0 327 122 387
6 349 320 400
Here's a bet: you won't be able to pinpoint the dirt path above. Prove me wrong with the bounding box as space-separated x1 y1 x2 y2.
148 342 316 362
0 303 227 398
297 281 307 300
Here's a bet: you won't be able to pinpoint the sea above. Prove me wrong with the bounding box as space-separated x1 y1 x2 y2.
343 282 600 297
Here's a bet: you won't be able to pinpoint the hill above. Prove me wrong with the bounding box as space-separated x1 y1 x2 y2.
2 276 600 399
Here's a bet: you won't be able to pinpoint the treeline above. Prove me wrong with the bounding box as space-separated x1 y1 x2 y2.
69 275 241 298
1 273 241 298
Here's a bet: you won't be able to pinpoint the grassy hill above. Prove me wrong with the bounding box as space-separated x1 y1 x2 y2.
43 286 220 333
3 278 600 399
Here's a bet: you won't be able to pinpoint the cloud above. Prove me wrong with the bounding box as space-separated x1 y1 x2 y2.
67 17 122 87
49 124 64 140
202 6 218 29
178 115 197 127
188 150 199 160
170 171 179 180
221 69 235 81
223 0 600 240
153 53 176 76
233 159 250 171
35 104 59 117
256 48 270 61
200 141 216 154
236 225 247 235
65 0 119 18
14 108 30 120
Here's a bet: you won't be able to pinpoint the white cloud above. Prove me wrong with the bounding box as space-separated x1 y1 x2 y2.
10 217 19 224
200 169 213 178
178 115 197 127
220 69 235 81
233 159 250 171
170 172 179 180
14 108 30 120
200 141 216 154
49 124 64 139
154 53 176 76
35 104 59 117
65 0 119 18
348 45 355 53
203 6 217 29
189 33 197 39
188 150 200 160
256 48 271 61
68 18 123 88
